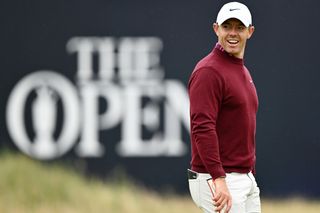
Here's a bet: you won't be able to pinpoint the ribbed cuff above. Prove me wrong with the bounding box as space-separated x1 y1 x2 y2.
208 165 226 180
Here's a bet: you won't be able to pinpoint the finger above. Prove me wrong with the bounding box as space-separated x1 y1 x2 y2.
215 198 227 211
225 198 232 212
214 194 225 206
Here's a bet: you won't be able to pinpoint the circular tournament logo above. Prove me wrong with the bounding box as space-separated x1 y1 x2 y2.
6 71 81 159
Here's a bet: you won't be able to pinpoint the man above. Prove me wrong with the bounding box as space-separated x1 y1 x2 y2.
187 2 261 213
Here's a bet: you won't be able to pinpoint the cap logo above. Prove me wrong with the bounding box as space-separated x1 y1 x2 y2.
229 8 240 11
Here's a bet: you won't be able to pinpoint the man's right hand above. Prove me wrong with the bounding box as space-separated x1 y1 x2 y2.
213 177 232 212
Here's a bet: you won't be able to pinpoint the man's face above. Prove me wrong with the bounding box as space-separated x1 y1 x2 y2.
213 18 254 59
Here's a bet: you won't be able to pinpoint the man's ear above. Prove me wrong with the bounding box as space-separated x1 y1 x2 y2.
213 23 219 36
247 25 255 39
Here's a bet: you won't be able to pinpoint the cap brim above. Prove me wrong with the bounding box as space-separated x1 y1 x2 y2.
218 16 250 27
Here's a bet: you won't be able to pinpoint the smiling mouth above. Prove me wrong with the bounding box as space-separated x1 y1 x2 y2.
227 39 239 46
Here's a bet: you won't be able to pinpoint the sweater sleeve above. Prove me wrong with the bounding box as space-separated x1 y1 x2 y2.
188 68 226 180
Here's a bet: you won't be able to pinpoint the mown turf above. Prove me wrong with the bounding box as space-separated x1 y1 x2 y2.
0 151 319 213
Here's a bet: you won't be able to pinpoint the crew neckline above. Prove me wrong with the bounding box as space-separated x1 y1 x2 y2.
213 43 244 65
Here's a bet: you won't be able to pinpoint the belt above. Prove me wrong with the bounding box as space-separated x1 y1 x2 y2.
187 169 198 180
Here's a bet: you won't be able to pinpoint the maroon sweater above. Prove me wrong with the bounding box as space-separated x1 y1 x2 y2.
188 43 258 180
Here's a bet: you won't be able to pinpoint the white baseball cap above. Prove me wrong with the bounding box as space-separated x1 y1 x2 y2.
216 2 252 27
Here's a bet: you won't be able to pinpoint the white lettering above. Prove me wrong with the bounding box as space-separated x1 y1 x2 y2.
76 82 104 157
6 37 190 160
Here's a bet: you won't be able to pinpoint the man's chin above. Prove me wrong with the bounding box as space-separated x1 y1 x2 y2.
225 46 239 53
226 49 238 55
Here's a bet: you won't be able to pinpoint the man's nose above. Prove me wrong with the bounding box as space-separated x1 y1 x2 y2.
229 27 237 36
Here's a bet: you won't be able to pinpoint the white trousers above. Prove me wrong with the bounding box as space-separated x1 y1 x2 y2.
188 171 261 213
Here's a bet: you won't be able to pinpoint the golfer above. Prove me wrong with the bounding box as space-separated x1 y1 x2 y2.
188 2 261 213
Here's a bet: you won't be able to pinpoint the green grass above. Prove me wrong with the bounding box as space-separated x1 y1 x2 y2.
0 151 199 213
0 151 319 213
